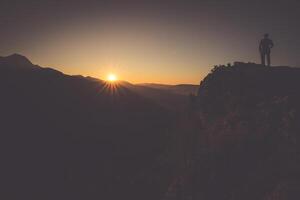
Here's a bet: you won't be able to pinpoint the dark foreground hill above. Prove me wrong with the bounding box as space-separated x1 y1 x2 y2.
0 54 175 200
165 62 300 200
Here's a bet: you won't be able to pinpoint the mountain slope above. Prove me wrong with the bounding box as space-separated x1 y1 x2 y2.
0 54 173 200
0 53 37 69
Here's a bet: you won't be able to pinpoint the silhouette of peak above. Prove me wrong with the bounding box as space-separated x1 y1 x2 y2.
0 53 35 68
195 62 300 122
198 62 300 96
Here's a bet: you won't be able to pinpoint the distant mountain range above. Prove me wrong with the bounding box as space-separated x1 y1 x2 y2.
137 83 199 96
121 81 192 111
0 53 35 67
0 54 178 200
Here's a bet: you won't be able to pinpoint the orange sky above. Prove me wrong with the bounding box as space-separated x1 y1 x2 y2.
11 20 260 84
1 1 298 84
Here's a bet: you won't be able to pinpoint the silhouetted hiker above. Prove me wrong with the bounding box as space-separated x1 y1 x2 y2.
259 34 274 66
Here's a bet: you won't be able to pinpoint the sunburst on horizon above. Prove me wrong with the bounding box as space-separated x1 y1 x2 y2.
99 73 121 96
106 73 118 82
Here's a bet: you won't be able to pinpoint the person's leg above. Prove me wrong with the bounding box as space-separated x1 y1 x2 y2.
267 53 271 66
261 53 265 65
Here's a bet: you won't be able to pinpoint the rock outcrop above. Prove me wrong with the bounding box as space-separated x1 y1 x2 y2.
166 62 300 200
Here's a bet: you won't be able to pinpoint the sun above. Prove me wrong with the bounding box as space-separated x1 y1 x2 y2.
106 73 118 82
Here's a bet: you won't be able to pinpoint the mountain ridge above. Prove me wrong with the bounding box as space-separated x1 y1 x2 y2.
0 53 36 68
0 54 192 111
137 83 199 95
0 54 175 200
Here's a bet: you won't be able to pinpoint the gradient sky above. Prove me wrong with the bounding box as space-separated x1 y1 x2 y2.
1 0 299 84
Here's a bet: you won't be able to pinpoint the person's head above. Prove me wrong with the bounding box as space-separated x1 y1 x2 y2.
264 33 269 38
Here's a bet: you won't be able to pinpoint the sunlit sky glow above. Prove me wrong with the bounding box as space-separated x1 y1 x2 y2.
107 73 118 82
0 0 299 84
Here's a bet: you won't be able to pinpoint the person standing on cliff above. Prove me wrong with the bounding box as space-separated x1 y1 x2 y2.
259 34 274 66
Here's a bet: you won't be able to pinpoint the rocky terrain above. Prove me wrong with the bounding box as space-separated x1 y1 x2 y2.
165 62 300 200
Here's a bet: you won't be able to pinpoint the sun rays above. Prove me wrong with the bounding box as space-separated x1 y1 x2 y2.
107 73 118 82
96 76 125 97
